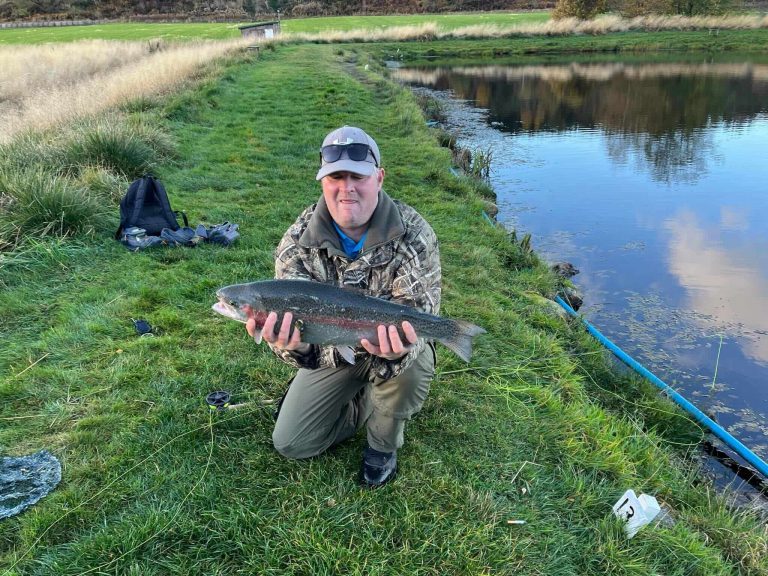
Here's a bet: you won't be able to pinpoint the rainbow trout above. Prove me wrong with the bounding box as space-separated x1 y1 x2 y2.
212 279 485 362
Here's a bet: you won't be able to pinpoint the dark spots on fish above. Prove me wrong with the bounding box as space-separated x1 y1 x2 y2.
308 314 380 331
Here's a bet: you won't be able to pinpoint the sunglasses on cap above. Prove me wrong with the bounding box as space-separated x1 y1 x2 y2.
320 143 378 166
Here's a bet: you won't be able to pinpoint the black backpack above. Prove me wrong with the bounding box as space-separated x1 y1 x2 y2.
114 175 188 239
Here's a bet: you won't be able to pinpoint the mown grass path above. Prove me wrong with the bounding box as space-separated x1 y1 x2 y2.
1 44 766 574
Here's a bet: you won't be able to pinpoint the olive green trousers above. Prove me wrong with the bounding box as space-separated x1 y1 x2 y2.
272 344 435 458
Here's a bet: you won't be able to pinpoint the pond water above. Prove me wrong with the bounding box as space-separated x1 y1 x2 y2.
392 54 768 493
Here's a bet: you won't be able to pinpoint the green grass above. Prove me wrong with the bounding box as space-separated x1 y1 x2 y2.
0 12 549 44
0 116 174 250
0 22 245 44
1 43 767 575
282 11 550 33
367 29 768 61
0 167 104 241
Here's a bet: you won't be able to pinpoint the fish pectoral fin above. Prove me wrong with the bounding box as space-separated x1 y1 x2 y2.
253 329 263 345
336 345 356 365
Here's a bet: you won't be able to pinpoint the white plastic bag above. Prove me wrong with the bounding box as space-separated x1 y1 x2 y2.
612 489 661 538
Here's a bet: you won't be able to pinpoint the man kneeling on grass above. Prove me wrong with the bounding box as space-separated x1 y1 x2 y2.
246 126 440 488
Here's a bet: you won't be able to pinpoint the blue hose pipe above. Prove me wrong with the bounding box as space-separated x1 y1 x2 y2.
555 295 768 480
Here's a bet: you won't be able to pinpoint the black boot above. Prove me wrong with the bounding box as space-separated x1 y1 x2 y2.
359 445 397 488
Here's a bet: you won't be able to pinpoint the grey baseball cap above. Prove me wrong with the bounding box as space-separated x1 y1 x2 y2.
316 126 381 181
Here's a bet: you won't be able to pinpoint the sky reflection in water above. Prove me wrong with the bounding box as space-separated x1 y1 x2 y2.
393 58 768 464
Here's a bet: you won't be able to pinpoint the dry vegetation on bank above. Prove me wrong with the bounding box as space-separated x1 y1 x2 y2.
0 38 248 143
281 13 768 43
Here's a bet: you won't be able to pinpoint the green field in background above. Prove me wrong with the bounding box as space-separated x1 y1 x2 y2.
282 11 549 32
0 11 549 44
0 22 243 43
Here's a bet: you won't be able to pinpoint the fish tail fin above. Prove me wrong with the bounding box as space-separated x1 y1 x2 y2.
439 320 486 362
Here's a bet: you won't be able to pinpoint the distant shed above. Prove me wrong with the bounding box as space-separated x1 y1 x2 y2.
238 21 280 40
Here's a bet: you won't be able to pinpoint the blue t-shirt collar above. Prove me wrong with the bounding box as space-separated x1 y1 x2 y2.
333 222 367 259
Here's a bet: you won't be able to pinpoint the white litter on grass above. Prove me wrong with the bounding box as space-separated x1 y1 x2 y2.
612 488 661 538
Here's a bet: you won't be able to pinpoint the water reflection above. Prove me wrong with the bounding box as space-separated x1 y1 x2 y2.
606 129 719 183
665 210 768 365
394 55 768 479
392 61 768 183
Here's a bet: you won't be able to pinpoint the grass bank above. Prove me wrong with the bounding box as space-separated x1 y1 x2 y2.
1 44 767 575
364 28 768 62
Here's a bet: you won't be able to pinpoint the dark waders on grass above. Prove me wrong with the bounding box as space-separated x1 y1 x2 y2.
272 344 436 458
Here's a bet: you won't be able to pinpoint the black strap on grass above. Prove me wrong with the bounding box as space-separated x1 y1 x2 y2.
132 318 153 336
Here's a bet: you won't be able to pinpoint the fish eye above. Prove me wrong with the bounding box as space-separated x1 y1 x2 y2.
228 300 238 307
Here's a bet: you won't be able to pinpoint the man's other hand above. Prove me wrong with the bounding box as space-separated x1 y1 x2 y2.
361 321 417 360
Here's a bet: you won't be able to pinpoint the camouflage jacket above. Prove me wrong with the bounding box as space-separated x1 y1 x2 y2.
271 190 441 381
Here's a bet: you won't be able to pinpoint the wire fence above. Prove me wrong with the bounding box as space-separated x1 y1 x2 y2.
0 16 263 29
0 20 109 29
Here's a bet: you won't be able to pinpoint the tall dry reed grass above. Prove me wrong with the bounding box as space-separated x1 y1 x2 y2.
285 22 442 43
281 14 768 44
0 38 249 144
0 40 148 103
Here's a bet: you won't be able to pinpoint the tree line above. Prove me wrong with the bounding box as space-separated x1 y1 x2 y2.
0 0 552 21
552 0 752 18
1 0 763 25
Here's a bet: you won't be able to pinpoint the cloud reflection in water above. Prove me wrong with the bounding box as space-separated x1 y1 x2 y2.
665 211 768 365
